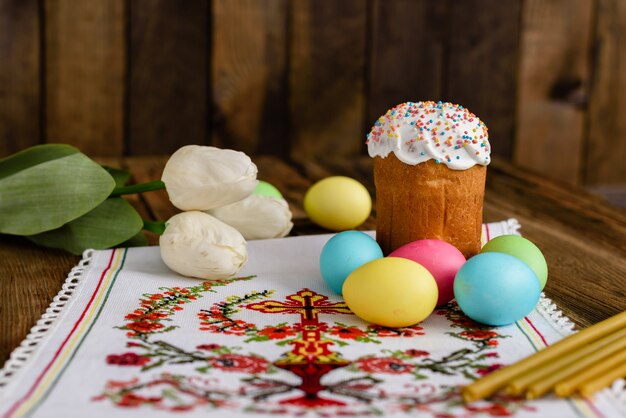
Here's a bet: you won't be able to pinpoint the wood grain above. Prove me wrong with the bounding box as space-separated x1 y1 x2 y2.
445 0 521 160
586 0 626 185
1 157 625 367
0 236 78 367
45 0 124 156
93 156 155 244
211 0 288 157
289 0 368 162
128 0 209 155
484 161 626 327
0 0 40 157
514 0 593 185
255 155 313 230
124 156 178 224
368 0 446 128
0 1 625 192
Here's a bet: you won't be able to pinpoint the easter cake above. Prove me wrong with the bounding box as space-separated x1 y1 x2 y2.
367 101 490 257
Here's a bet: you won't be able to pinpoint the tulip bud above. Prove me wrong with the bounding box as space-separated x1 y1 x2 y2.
161 145 258 211
159 211 247 280
208 195 293 240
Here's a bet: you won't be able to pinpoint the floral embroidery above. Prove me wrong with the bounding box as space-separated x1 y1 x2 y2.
393 384 536 416
328 325 367 340
196 344 221 351
97 281 530 417
405 349 430 357
197 290 271 337
439 303 509 354
93 375 229 411
120 277 253 338
257 324 297 340
356 357 414 374
210 354 269 374
460 330 499 340
106 352 150 367
476 364 505 376
367 323 425 338
293 322 329 333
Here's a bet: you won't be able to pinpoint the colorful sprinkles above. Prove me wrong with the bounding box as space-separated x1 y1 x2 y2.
366 101 491 170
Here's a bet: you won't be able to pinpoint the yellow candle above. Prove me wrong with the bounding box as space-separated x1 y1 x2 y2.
525 334 626 399
579 362 626 398
555 349 626 397
506 327 626 395
462 310 626 403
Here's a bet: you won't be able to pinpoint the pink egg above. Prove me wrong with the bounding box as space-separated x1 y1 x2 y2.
389 240 466 306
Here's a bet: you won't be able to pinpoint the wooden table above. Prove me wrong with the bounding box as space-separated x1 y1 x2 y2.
1 156 625 367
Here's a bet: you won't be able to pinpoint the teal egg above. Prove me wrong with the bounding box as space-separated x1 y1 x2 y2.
454 253 541 326
481 235 548 290
254 181 283 199
320 231 383 294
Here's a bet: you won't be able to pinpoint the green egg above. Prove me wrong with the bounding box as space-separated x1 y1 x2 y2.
254 181 283 199
480 235 548 290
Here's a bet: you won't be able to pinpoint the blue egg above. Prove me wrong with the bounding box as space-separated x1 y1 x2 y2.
320 231 383 294
454 253 541 326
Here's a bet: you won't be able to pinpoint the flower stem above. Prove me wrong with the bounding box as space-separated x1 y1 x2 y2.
110 180 165 197
143 220 166 235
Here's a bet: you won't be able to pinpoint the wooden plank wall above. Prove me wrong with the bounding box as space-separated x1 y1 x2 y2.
45 0 125 156
0 0 40 155
514 0 593 185
212 0 288 156
0 0 625 188
128 0 209 155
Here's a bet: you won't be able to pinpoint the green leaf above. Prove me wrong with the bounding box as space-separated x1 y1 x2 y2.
27 198 143 255
102 166 131 187
121 231 149 247
110 180 165 197
142 219 166 235
141 358 166 371
196 366 212 374
0 144 115 235
0 144 78 181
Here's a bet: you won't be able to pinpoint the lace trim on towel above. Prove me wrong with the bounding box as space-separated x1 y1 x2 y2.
536 293 576 336
0 250 94 392
609 379 626 413
504 218 521 235
535 294 626 409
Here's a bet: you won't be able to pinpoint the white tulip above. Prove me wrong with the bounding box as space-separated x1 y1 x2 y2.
208 195 293 240
161 145 258 211
159 211 247 280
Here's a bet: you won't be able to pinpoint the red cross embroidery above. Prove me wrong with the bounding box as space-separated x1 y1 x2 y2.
246 288 352 407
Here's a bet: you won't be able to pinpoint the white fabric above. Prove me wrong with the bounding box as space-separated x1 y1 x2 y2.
0 219 623 418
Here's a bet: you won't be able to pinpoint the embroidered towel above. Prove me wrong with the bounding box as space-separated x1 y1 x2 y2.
0 220 624 418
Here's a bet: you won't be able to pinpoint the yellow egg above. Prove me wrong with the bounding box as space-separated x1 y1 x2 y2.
343 257 438 328
304 176 371 231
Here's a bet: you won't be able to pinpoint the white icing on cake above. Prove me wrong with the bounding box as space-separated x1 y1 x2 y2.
367 101 491 170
